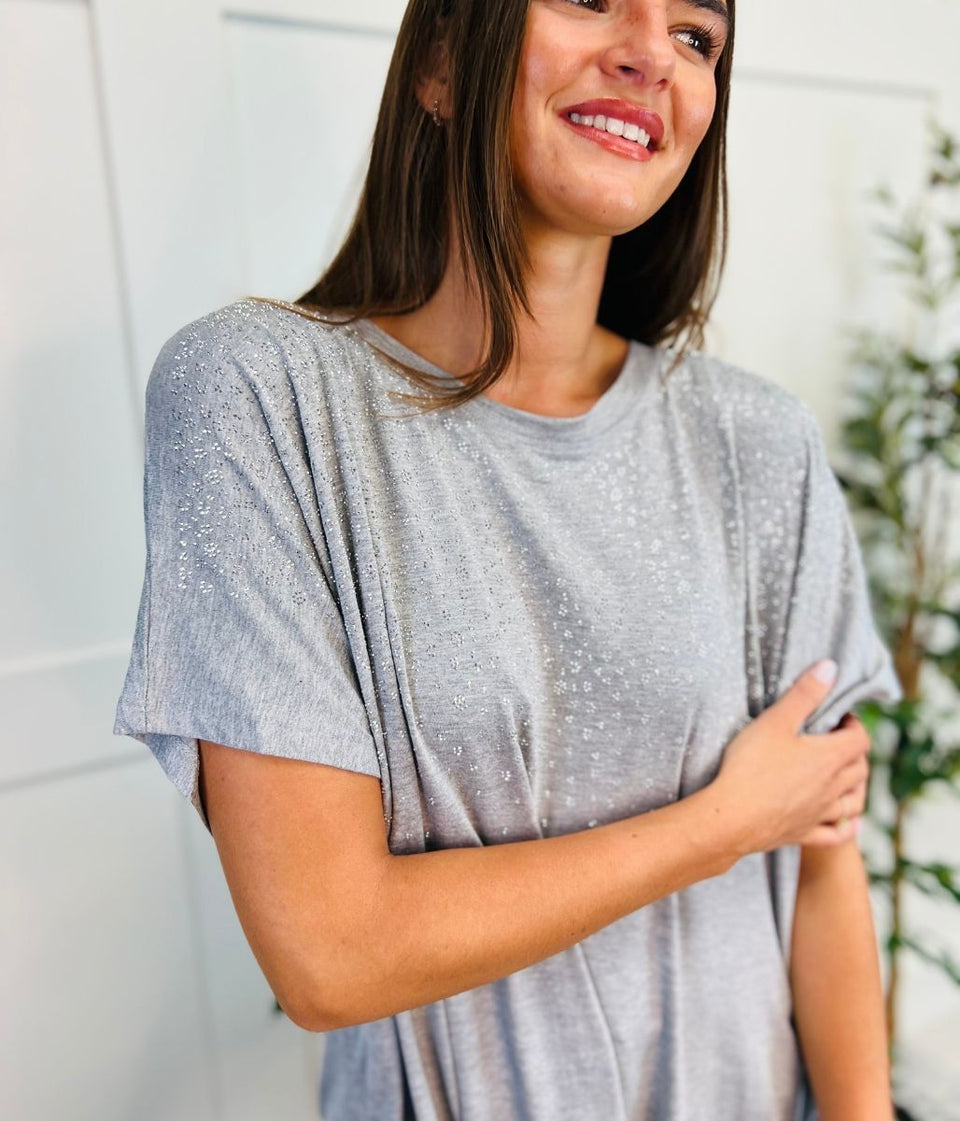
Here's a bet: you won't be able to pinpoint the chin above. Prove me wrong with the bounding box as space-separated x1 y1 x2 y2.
562 197 662 237
569 173 678 226
520 179 664 237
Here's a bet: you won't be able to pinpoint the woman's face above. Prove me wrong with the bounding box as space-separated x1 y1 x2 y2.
509 0 729 237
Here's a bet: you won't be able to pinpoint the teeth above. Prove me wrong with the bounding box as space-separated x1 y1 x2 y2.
568 112 652 148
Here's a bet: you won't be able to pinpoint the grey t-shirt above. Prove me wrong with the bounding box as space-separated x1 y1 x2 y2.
113 298 903 1121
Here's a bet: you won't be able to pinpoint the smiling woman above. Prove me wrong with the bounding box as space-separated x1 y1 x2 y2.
113 0 902 1119
260 0 738 411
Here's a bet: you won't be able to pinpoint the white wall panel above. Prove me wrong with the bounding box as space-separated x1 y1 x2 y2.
0 764 215 1121
708 74 931 435
90 0 248 374
90 0 406 386
227 0 405 34
0 0 144 662
225 15 395 299
734 1 959 122
0 652 141 786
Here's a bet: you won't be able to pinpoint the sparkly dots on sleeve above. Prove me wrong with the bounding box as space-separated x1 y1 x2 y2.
112 312 381 833
757 401 904 736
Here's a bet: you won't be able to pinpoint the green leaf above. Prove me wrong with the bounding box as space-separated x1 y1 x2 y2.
889 729 940 801
842 417 886 459
900 859 960 904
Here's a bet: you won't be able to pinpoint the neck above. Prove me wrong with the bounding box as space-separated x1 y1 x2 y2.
369 213 629 413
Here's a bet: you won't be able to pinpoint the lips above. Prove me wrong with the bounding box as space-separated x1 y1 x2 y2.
560 98 664 149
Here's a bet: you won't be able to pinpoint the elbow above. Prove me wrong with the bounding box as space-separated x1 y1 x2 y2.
266 951 357 1032
281 985 386 1034
276 980 346 1033
292 958 401 1032
276 934 390 1033
276 866 395 1032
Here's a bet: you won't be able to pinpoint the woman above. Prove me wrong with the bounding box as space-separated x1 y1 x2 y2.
114 1 903 1118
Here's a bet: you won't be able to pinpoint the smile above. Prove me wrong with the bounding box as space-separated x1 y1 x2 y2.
571 112 651 148
562 113 658 162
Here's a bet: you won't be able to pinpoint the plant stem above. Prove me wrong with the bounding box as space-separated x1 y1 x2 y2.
886 803 904 1053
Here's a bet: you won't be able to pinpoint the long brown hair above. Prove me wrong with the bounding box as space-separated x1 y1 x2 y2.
250 0 736 413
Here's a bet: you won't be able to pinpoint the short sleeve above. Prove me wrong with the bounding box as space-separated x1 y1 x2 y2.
758 401 904 736
113 314 381 834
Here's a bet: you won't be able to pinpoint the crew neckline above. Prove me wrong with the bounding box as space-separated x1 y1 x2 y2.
348 316 659 449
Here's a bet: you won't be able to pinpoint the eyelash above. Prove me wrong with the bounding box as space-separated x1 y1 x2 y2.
675 22 722 60
563 2 724 62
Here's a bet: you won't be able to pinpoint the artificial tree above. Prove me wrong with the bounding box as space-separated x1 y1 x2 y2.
834 119 960 1069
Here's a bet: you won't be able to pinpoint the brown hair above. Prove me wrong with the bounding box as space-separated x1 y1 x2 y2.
249 0 736 413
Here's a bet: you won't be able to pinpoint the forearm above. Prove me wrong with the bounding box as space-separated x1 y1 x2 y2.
790 838 894 1121
323 785 742 1029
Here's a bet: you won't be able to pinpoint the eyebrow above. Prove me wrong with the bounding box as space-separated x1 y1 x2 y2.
684 0 730 26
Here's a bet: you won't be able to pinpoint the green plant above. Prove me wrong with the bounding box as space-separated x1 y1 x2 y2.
836 117 960 1059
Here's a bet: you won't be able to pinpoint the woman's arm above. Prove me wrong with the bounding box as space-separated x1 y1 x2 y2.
200 738 744 1032
202 662 861 1032
789 838 895 1121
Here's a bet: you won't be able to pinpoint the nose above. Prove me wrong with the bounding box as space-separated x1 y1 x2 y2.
599 6 676 90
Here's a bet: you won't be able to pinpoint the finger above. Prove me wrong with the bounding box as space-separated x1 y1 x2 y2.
823 790 850 825
802 817 860 847
774 660 840 735
835 755 869 792
826 780 868 825
822 720 872 770
840 777 868 818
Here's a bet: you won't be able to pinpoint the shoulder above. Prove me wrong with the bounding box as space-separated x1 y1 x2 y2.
669 348 820 470
151 298 353 388
145 298 367 429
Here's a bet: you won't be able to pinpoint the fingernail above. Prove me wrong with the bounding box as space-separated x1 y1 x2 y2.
813 658 838 684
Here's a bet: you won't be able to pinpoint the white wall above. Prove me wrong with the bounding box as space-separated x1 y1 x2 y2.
1 1 957 1118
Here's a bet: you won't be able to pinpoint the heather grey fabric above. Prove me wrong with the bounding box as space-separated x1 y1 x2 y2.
114 298 903 1121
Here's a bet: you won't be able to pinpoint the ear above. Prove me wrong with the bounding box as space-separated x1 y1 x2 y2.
414 36 452 120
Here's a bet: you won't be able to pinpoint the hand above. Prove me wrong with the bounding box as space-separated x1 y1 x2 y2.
711 662 871 857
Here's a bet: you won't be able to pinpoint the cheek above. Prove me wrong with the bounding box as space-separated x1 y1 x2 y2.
508 48 538 161
509 44 575 185
680 80 718 147
522 45 552 94
511 11 581 130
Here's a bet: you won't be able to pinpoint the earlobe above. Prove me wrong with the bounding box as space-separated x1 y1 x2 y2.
415 78 448 119
414 77 450 126
414 36 452 121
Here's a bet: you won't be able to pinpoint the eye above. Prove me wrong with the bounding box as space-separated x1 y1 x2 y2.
673 23 723 60
563 0 605 9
